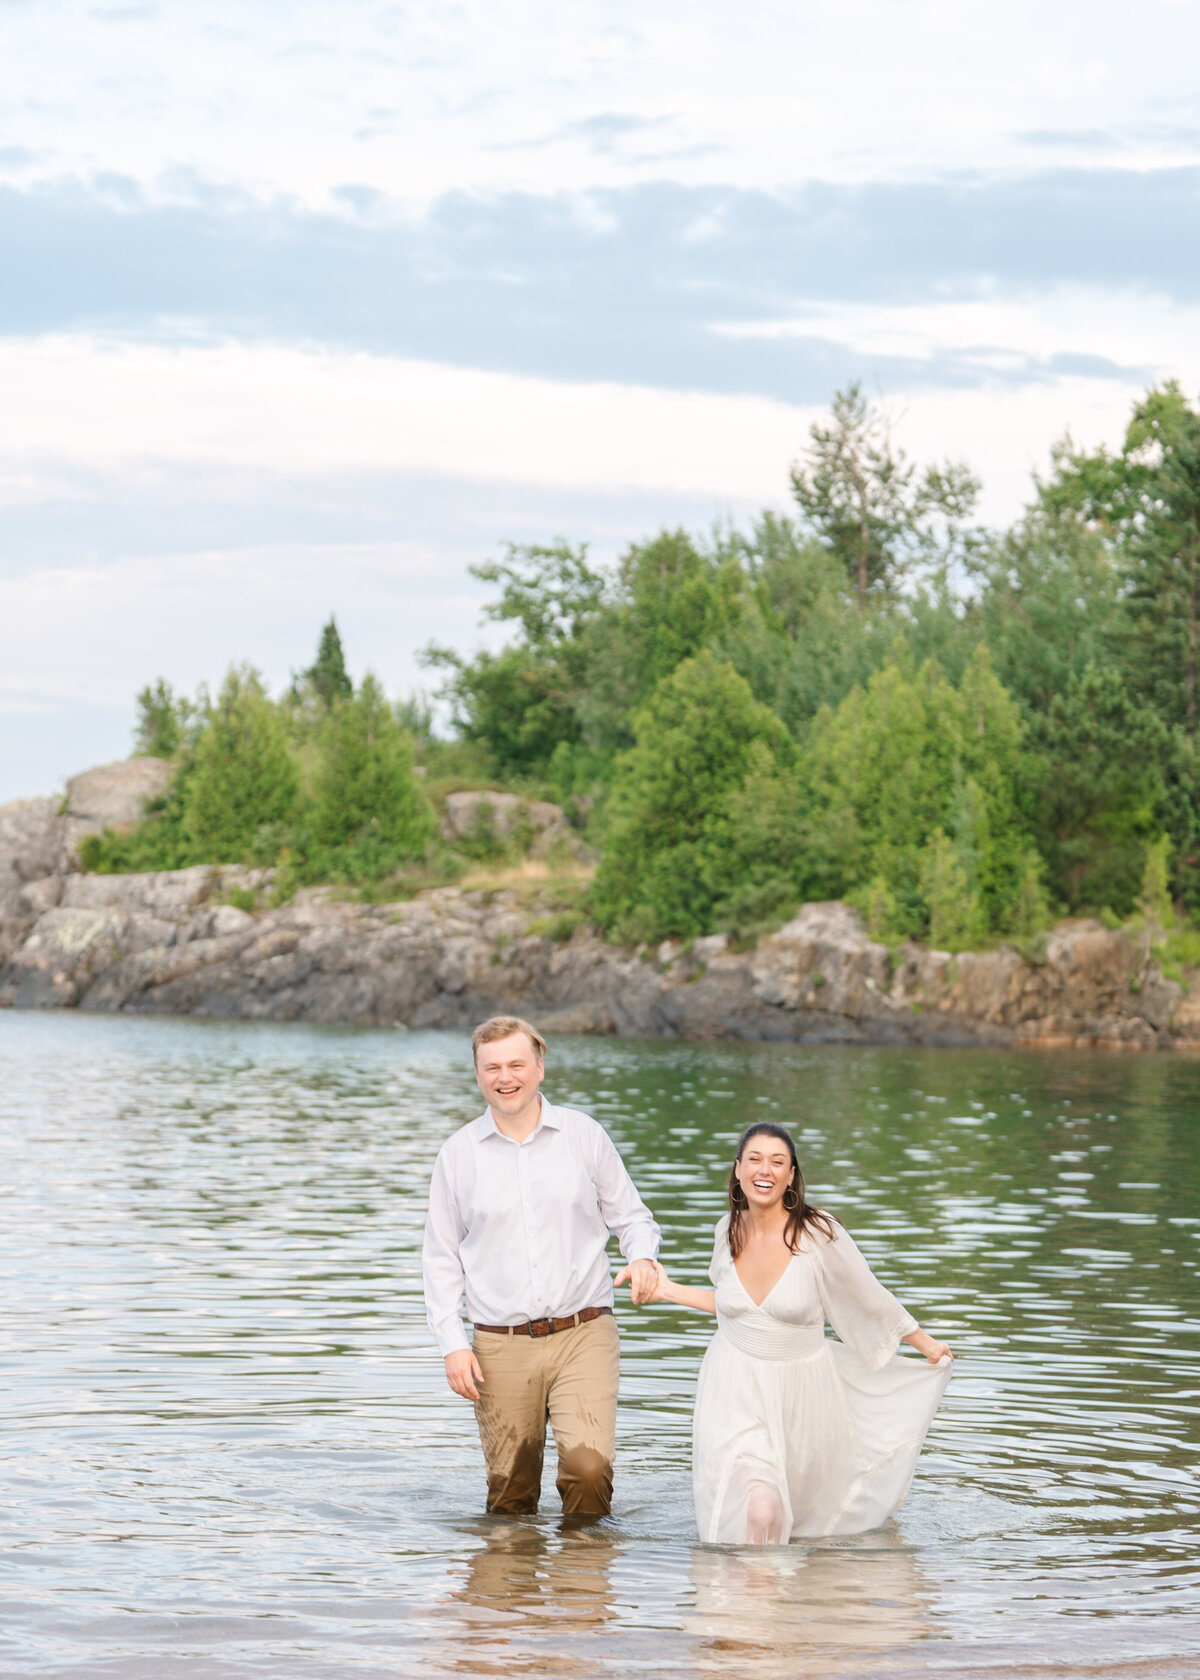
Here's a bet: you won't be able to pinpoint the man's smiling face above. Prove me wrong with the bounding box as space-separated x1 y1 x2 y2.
475 1031 545 1121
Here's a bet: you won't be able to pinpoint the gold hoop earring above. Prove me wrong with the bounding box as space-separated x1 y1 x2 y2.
732 1182 748 1207
782 1185 800 1211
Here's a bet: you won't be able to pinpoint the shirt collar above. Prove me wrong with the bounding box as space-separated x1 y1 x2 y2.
475 1094 559 1140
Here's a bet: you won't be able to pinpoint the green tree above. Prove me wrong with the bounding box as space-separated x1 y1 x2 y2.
1027 664 1165 915
919 828 985 951
592 652 794 942
133 678 194 760
1138 833 1173 950
801 645 1035 937
969 511 1119 719
313 673 434 865
574 529 748 754
424 541 605 779
305 617 353 709
802 648 961 925
184 666 298 861
1039 382 1200 735
790 383 979 606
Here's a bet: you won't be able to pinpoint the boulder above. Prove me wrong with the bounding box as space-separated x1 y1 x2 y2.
440 791 568 847
59 757 173 865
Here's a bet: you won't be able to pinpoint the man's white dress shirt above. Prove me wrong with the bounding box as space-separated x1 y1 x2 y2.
422 1098 661 1356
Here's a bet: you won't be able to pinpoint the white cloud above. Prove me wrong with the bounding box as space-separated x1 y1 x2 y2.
0 328 1157 532
2 2 1199 206
0 333 815 505
713 286 1200 378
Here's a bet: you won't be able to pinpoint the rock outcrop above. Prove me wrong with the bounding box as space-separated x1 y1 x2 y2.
0 757 172 963
1 759 1195 1047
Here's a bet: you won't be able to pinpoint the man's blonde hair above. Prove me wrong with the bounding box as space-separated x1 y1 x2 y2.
472 1015 547 1063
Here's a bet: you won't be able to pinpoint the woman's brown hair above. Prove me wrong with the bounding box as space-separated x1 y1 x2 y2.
727 1123 839 1258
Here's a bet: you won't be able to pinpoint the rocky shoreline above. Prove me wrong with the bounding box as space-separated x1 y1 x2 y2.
1 759 1197 1049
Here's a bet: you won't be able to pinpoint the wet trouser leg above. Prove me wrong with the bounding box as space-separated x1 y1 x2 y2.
473 1328 547 1514
546 1313 619 1516
472 1315 620 1516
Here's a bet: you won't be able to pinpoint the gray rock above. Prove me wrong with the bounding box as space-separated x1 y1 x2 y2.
0 796 63 919
59 758 173 865
20 876 62 915
440 790 567 843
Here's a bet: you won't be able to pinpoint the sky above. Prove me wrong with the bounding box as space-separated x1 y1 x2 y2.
2 0 1199 801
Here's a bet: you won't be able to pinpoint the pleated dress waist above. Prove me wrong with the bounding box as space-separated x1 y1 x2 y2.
715 1312 829 1363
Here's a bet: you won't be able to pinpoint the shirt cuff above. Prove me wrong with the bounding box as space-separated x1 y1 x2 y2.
434 1320 471 1357
623 1245 660 1265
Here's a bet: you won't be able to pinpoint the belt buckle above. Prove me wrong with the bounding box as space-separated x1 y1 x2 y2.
527 1317 554 1337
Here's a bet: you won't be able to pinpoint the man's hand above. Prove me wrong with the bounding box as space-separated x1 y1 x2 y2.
445 1348 485 1401
617 1258 661 1305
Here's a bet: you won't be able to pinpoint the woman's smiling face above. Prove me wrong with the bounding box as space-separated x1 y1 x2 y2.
735 1132 795 1212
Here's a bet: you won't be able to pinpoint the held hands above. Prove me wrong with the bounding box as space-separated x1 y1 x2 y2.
444 1348 485 1402
614 1258 669 1305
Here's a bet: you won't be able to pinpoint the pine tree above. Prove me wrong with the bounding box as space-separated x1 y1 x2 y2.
133 678 193 760
790 383 979 606
592 652 794 942
313 673 434 864
305 618 353 709
184 667 298 860
800 644 1035 939
919 828 985 951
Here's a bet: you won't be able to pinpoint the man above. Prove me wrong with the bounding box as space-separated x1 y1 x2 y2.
422 1015 661 1517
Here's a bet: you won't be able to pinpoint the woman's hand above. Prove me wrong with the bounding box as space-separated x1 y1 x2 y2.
615 1260 670 1304
903 1327 953 1366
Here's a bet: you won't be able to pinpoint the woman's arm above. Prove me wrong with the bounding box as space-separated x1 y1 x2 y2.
615 1261 716 1315
902 1326 952 1365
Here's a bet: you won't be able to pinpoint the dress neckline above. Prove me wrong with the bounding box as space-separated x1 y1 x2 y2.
731 1248 796 1311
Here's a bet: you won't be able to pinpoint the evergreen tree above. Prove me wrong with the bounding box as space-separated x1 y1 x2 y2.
970 512 1119 719
1039 382 1200 736
313 673 434 864
790 383 979 606
305 617 353 709
919 828 985 951
1123 400 1200 736
184 666 298 861
1027 664 1166 915
802 647 961 927
801 645 1035 938
592 652 794 942
133 678 193 760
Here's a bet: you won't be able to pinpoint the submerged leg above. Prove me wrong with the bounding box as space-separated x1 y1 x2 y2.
473 1331 548 1514
744 1479 787 1546
546 1314 620 1517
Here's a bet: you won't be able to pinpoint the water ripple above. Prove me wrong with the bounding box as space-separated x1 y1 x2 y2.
2 1014 1200 1675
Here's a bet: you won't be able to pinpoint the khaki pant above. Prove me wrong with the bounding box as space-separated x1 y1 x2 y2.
472 1313 620 1516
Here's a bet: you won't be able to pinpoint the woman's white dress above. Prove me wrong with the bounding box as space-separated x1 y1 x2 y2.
692 1215 951 1543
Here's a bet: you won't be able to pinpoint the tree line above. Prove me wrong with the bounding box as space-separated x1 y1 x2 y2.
90 379 1200 954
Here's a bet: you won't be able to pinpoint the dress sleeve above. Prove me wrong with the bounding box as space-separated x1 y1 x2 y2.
813 1225 918 1371
708 1215 730 1286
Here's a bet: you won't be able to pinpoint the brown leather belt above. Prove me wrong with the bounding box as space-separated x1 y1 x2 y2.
474 1306 613 1338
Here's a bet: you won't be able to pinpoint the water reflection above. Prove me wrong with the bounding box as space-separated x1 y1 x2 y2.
440 1521 619 1676
686 1535 934 1676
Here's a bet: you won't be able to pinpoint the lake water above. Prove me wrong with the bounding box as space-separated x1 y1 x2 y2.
3 1013 1200 1678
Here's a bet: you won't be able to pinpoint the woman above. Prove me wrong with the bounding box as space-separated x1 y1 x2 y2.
618 1123 951 1545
